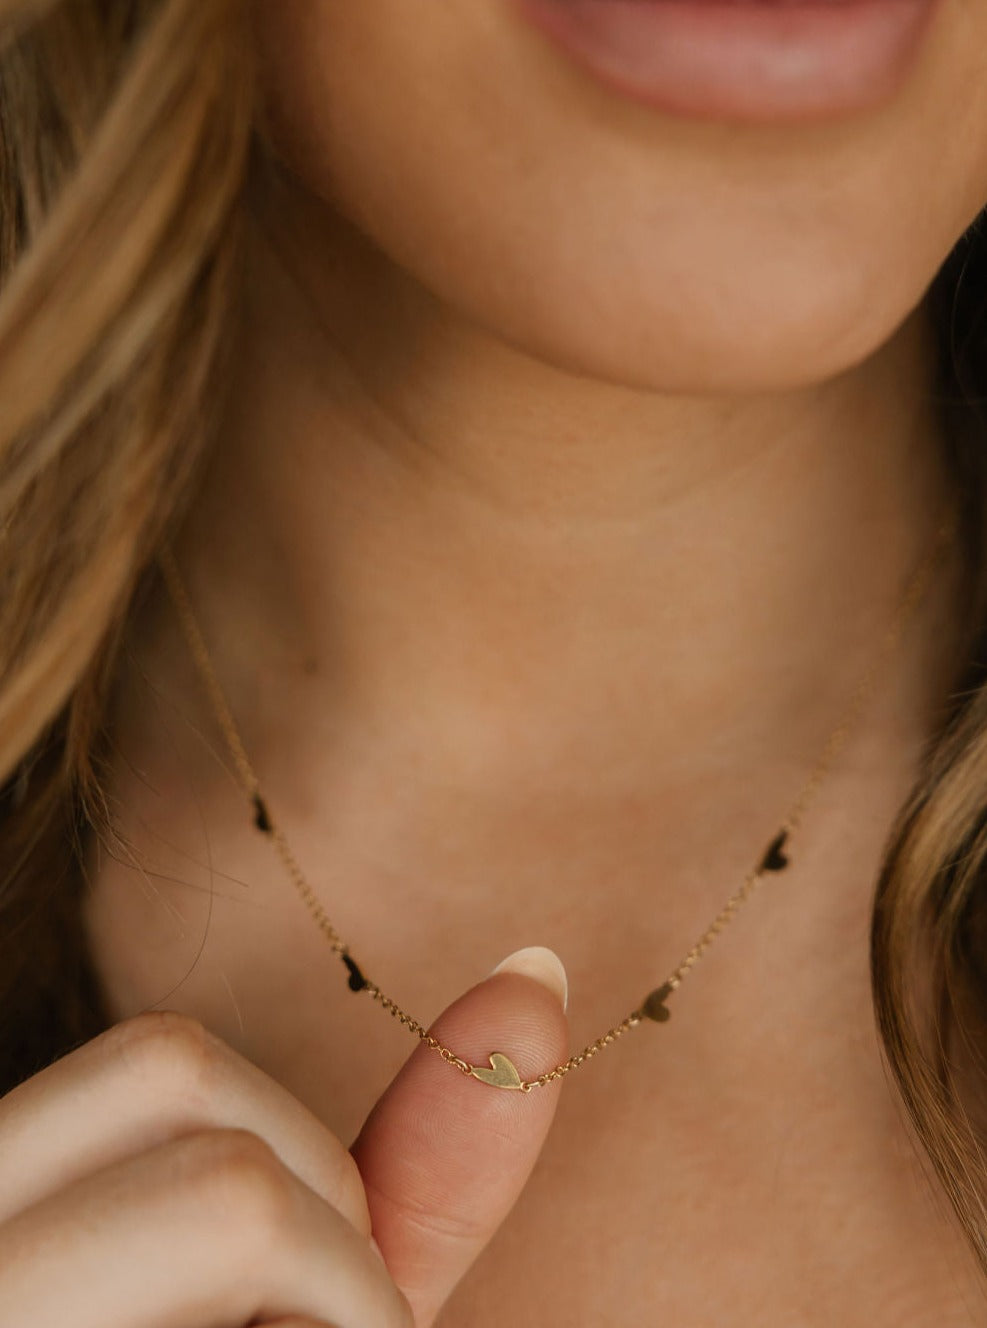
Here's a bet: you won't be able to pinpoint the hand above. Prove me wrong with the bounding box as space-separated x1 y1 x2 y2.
0 948 568 1327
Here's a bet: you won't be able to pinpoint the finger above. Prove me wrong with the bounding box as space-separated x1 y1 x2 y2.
0 1128 412 1328
351 946 569 1328
0 1010 370 1238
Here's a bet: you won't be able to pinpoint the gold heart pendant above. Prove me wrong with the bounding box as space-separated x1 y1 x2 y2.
469 1051 524 1090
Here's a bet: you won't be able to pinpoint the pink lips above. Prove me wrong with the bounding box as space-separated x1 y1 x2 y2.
512 0 940 122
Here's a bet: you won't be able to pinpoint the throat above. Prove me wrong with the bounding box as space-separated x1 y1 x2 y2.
174 217 962 792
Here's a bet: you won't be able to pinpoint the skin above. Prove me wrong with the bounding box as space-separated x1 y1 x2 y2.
7 0 987 1323
0 977 567 1327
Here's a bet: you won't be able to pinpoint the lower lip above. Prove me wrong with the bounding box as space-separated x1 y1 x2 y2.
512 0 940 123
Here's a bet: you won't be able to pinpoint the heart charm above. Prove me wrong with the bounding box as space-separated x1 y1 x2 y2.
642 984 673 1022
759 829 790 873
469 1051 524 1090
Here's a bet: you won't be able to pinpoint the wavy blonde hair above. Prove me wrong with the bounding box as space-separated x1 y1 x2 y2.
0 0 252 1069
3 0 987 1281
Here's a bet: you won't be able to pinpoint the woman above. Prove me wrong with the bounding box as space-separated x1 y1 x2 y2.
1 0 987 1322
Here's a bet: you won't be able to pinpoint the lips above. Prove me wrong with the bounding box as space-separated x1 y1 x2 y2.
512 0 941 122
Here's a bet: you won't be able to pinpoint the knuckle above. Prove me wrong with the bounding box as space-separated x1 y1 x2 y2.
180 1128 298 1241
105 1010 219 1106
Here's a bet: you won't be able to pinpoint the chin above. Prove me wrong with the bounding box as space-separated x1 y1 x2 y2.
446 247 932 398
252 0 987 399
329 186 943 397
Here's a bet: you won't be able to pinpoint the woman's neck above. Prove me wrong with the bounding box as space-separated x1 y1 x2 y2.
168 166 963 802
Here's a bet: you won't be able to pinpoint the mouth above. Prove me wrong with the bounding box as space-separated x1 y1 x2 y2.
511 0 941 123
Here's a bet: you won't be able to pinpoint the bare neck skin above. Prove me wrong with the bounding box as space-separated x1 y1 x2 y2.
160 161 963 828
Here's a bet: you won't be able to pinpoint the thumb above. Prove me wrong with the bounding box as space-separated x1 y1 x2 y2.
349 945 569 1327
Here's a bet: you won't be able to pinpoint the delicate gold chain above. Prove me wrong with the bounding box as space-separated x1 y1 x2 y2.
159 503 959 1092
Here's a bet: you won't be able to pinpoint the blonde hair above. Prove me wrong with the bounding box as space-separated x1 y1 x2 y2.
0 0 252 1069
3 0 987 1279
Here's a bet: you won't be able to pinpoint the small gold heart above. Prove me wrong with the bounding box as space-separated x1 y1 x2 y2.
642 984 672 1022
469 1051 524 1090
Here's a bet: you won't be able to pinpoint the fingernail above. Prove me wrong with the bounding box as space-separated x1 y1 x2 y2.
490 945 568 1011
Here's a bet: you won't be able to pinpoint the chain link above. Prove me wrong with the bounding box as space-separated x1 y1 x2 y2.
159 501 959 1092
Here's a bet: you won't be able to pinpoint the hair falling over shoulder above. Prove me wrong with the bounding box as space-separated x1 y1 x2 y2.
0 0 253 1084
3 0 987 1280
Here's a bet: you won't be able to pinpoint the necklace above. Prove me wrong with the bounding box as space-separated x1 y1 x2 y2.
159 505 958 1093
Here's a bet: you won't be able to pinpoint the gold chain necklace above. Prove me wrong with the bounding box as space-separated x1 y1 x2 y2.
159 505 958 1093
